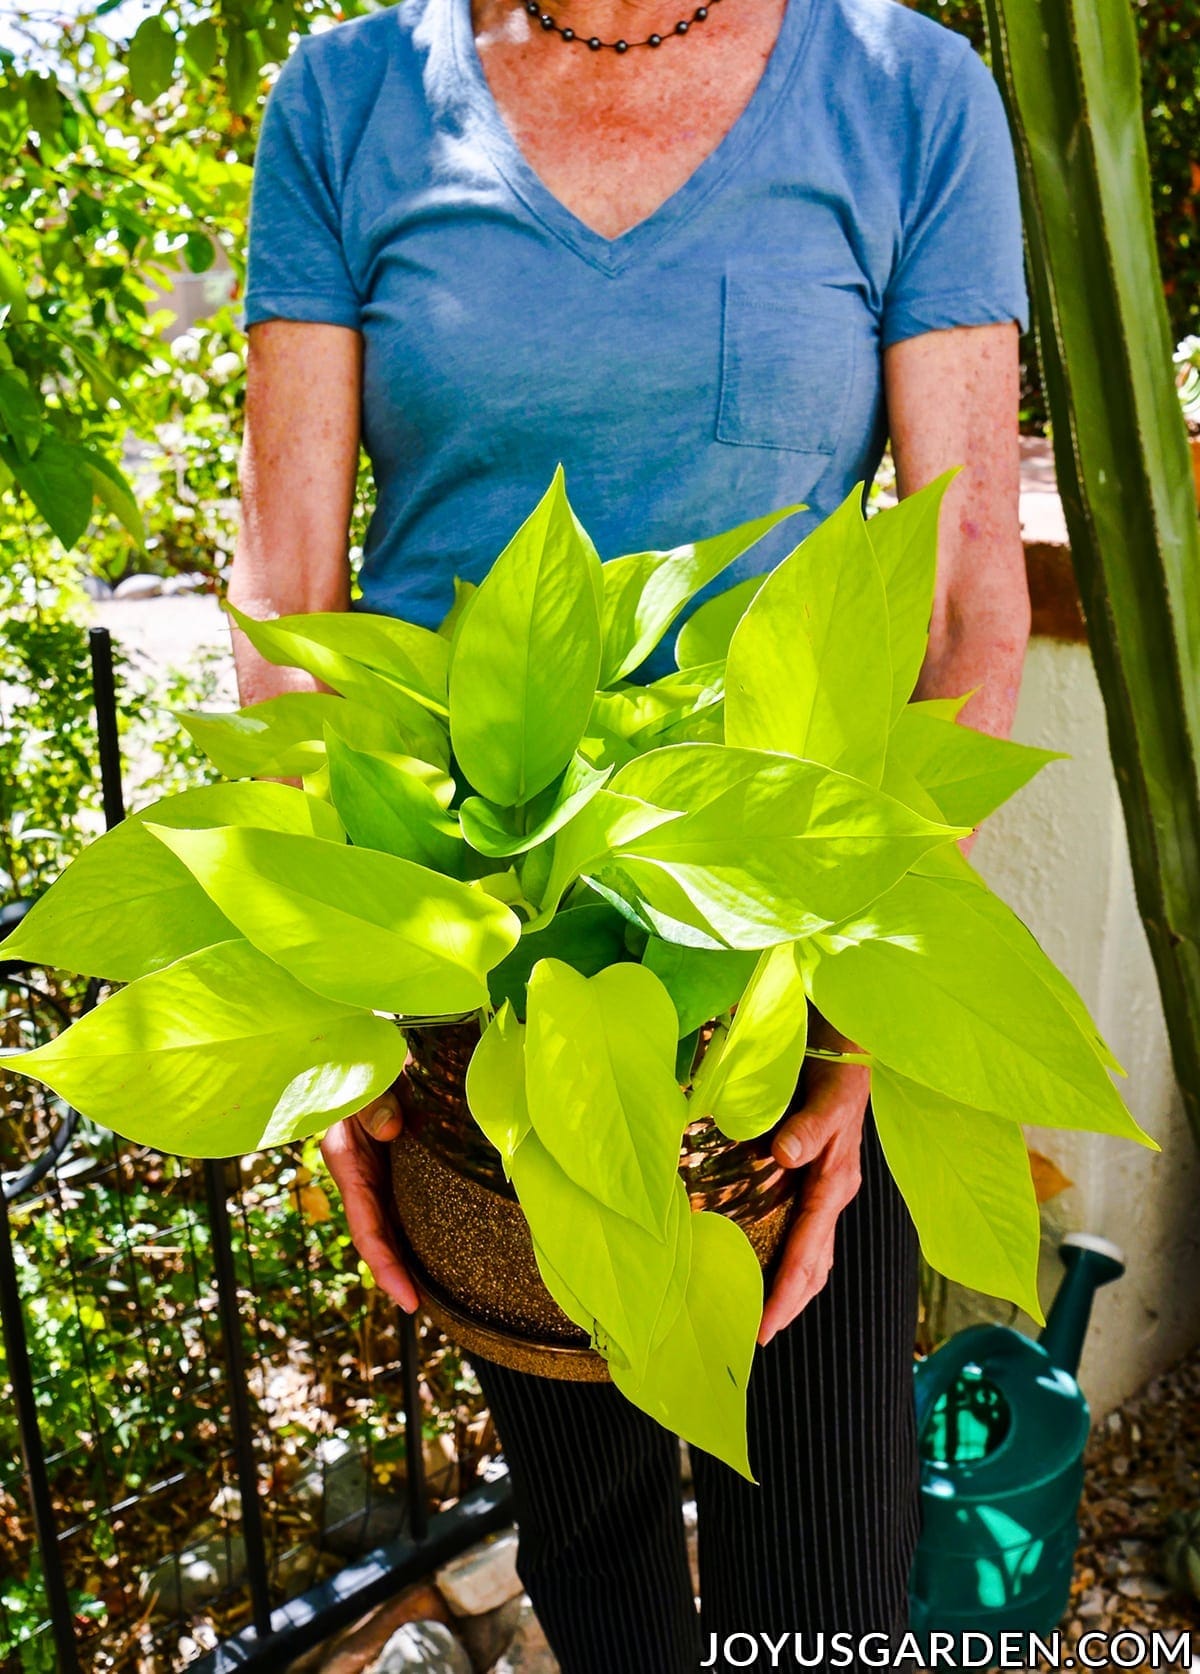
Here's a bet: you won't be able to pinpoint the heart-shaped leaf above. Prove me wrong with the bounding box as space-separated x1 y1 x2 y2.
0 939 407 1157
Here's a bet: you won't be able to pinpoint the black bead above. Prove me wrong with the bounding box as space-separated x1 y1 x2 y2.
588 35 602 48
525 1 539 13
648 33 662 45
614 37 628 50
540 11 555 26
675 19 689 33
695 5 708 17
561 25 574 38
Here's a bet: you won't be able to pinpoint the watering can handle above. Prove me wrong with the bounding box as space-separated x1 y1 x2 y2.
913 1323 1006 1438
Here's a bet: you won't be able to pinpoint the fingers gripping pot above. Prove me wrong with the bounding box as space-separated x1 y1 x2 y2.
388 1019 796 1379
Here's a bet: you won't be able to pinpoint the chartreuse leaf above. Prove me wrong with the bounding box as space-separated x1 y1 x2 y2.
674 575 765 670
865 469 958 718
591 663 725 747
806 871 1153 1145
176 693 410 782
641 941 757 1037
460 755 611 859
533 790 682 924
144 825 520 1017
437 578 477 640
725 485 892 784
0 783 343 981
589 866 727 951
524 960 689 1237
464 1002 531 1170
323 723 462 874
449 466 603 806
487 900 630 1016
609 1210 762 1482
608 745 968 948
223 601 449 766
510 1138 693 1379
223 599 449 714
880 752 950 826
0 940 408 1156
909 857 1125 1076
871 1067 1043 1322
690 943 808 1140
599 503 803 685
888 703 1065 828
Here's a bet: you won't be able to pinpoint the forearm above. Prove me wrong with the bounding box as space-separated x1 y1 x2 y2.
913 555 1031 741
229 320 361 708
225 537 342 708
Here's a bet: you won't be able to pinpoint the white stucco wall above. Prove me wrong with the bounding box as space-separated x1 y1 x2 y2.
957 635 1200 1419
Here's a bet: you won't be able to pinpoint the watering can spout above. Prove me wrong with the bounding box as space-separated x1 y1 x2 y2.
1038 1232 1126 1379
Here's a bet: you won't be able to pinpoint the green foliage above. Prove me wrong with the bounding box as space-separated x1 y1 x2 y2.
725 486 894 781
7 938 409 1153
871 1068 1042 1319
908 0 1200 413
985 0 1200 1144
690 943 809 1142
0 472 1153 1475
449 469 603 805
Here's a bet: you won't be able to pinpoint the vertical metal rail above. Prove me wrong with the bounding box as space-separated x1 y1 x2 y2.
400 1311 429 1543
202 1159 274 1639
0 1188 81 1673
0 624 128 1668
87 628 125 827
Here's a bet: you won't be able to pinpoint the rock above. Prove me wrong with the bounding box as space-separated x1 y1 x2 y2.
1076 1587 1106 1619
80 574 113 599
285 1583 450 1674
162 572 208 595
456 1593 524 1672
493 1597 558 1673
138 1533 247 1615
209 1485 242 1522
436 1530 522 1617
294 1435 411 1558
274 1541 320 1595
114 574 163 599
366 1620 472 1674
1117 1574 1174 1601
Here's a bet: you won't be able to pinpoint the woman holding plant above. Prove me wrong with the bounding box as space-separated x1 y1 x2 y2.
232 0 1032 1666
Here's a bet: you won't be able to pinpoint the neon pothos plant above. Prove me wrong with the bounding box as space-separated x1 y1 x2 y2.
0 467 1154 1479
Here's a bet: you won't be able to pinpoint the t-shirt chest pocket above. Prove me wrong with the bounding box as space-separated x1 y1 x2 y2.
716 261 862 457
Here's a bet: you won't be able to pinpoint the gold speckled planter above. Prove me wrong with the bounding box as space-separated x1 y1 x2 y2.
388 1019 797 1380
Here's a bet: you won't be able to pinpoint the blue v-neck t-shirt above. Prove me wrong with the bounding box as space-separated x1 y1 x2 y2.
242 0 1029 680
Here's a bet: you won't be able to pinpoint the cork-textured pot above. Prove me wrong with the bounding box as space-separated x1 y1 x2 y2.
389 1019 797 1380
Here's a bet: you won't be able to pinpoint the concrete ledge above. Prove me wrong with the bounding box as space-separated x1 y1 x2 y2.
1019 436 1089 644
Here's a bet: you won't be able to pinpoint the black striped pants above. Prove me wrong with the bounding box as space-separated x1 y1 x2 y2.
470 1101 923 1674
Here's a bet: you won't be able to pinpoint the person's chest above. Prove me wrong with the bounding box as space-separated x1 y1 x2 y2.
469 1 788 241
337 0 900 517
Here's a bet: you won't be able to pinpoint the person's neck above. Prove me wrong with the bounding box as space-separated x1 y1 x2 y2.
490 0 714 37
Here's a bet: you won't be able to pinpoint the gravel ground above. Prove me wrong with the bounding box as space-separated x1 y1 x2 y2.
1054 1342 1199 1667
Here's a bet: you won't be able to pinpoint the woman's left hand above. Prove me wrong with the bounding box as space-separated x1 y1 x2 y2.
757 1019 870 1346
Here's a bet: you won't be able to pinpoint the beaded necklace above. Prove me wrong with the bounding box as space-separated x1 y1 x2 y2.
516 0 722 54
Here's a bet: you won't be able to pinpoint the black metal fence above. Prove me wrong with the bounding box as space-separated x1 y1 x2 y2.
0 629 512 1671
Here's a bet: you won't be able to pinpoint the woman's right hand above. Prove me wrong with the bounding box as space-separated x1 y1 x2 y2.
320 1089 421 1313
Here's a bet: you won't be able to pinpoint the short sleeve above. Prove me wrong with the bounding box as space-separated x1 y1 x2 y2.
881 42 1030 349
242 38 363 330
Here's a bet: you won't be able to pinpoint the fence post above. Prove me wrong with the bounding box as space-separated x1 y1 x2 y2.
202 1159 274 1639
400 1310 429 1544
0 1186 81 1672
87 628 125 829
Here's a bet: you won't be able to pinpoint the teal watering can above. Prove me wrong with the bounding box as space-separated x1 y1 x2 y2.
910 1233 1125 1645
